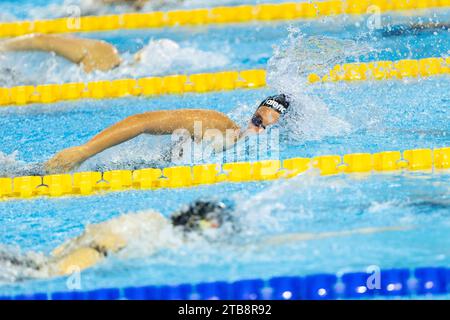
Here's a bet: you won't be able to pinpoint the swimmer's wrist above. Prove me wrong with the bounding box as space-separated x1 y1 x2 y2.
80 145 95 158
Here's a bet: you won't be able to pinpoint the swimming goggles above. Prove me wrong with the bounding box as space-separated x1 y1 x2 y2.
251 114 266 130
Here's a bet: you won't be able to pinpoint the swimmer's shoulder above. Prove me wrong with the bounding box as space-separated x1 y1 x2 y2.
143 109 227 117
108 210 167 227
181 109 238 127
172 108 228 117
141 109 238 129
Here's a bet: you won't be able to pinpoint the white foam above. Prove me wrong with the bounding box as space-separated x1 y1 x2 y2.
268 27 373 82
0 151 25 177
77 134 169 172
117 38 229 78
0 150 46 177
0 245 48 284
367 200 400 214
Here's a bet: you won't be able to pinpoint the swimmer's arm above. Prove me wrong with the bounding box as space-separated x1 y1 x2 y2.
82 113 158 158
45 110 237 173
0 34 87 64
0 34 120 72
45 112 168 172
85 110 229 152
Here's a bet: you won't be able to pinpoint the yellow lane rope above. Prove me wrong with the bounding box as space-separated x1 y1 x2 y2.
0 57 448 107
0 147 448 201
0 0 449 37
307 56 450 83
0 69 267 106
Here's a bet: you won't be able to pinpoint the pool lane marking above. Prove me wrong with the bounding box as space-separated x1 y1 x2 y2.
0 147 448 201
0 56 449 107
307 56 450 83
0 69 267 107
0 0 449 37
1 265 447 300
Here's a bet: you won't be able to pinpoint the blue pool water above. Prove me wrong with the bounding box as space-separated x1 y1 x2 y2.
1 11 449 85
0 3 449 298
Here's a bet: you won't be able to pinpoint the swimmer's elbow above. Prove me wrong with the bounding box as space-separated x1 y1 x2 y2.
126 113 148 124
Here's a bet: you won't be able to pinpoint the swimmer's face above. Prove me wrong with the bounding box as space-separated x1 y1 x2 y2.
247 106 281 134
170 200 234 235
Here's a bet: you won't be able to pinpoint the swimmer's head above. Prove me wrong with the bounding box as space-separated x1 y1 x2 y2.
247 94 291 134
170 200 234 234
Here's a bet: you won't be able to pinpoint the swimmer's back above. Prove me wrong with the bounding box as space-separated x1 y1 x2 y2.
52 210 170 259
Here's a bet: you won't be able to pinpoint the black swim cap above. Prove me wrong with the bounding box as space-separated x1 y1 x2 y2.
258 94 291 115
170 200 234 233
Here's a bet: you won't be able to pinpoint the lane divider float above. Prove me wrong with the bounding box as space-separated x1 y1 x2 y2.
0 0 449 37
1 266 449 300
308 56 450 83
0 56 448 107
0 147 448 201
0 69 267 107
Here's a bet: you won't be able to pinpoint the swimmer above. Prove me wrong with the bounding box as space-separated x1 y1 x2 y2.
0 200 233 281
0 200 410 281
44 94 291 173
0 34 180 73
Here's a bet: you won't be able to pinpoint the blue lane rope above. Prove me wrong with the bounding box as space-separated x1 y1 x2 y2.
1 266 449 300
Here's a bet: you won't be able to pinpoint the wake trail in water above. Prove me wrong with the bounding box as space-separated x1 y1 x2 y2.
0 245 48 284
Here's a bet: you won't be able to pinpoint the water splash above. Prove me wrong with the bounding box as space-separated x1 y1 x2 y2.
268 28 380 143
115 38 230 79
268 27 374 84
232 170 327 237
266 28 379 142
0 151 28 177
77 135 169 172
0 151 45 177
0 245 48 284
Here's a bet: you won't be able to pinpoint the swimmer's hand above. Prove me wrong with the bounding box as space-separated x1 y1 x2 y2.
45 146 90 174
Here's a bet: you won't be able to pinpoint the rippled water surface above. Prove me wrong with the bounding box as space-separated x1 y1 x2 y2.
0 4 449 297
